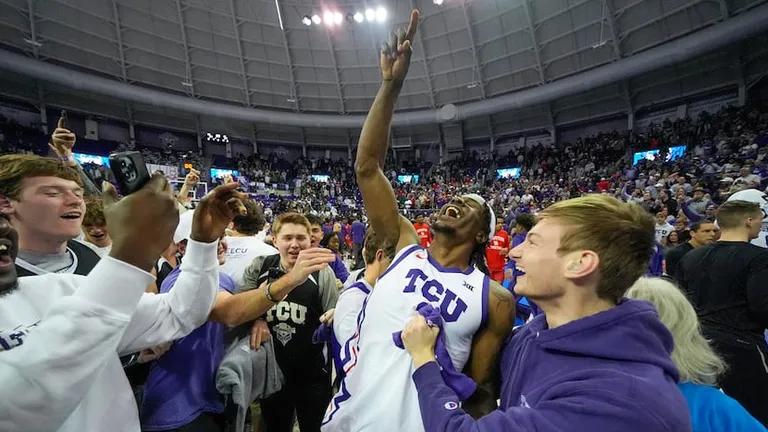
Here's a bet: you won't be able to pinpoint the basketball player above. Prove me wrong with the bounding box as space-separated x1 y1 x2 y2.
321 10 514 432
413 214 432 248
727 188 768 247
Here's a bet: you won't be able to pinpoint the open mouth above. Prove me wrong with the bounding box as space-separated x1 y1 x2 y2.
0 241 13 269
445 205 462 219
61 211 82 220
515 265 526 276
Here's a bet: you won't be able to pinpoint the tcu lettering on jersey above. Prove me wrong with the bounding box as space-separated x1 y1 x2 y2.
403 268 468 322
266 301 308 324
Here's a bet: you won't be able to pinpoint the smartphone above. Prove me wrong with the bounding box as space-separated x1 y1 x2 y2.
59 110 68 129
109 151 150 195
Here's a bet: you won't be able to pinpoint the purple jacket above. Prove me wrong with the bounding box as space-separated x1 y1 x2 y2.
412 299 691 431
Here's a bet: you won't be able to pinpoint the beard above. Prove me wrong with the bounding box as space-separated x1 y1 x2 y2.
0 280 19 297
431 220 457 235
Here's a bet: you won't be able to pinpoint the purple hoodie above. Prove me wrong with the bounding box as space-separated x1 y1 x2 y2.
412 299 691 431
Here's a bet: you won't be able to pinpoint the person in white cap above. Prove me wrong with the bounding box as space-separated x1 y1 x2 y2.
321 9 514 432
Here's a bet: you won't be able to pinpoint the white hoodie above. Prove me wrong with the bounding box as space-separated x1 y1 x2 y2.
0 239 219 432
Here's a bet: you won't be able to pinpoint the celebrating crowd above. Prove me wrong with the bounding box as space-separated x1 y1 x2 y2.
1 8 768 432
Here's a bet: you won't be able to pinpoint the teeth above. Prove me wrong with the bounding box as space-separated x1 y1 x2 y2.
0 244 7 252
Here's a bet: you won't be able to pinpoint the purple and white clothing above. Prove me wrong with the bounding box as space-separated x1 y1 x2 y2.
140 268 236 431
322 244 488 432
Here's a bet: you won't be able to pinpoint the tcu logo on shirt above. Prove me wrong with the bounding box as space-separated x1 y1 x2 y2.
402 269 468 322
266 301 308 324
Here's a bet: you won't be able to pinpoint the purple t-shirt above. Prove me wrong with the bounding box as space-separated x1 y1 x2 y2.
140 267 235 431
351 221 366 244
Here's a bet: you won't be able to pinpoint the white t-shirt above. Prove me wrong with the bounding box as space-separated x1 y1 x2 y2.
655 222 675 244
221 236 278 290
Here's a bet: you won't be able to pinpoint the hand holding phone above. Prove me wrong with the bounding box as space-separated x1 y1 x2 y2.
109 151 151 195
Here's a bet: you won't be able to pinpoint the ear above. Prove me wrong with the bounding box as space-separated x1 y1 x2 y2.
475 230 489 245
563 250 599 280
0 195 15 218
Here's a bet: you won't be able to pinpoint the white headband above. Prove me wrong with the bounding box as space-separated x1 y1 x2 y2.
462 193 496 239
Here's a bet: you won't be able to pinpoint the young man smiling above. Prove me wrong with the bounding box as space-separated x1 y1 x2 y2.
401 194 691 431
0 154 100 276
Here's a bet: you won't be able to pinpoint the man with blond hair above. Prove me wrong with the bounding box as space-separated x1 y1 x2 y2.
401 194 691 431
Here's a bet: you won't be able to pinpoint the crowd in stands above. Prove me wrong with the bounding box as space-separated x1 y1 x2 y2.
4 6 768 430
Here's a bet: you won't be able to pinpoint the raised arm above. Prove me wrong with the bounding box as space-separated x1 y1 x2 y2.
356 10 420 253
49 116 101 197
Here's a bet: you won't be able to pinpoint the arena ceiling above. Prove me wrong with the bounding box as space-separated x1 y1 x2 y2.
0 0 767 147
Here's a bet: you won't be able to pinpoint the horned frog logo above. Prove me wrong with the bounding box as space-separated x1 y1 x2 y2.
273 322 296 346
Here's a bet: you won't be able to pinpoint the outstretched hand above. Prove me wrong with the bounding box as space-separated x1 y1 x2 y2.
380 9 419 84
191 182 248 243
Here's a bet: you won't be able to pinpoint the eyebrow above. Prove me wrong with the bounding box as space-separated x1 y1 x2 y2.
39 185 84 193
528 232 542 240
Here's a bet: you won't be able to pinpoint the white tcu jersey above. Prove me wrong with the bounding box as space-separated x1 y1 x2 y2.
322 244 489 432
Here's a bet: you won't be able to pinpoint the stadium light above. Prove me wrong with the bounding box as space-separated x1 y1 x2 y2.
375 7 387 22
302 15 312 26
333 11 343 25
433 0 444 5
311 14 322 24
365 8 376 21
324 11 335 26
353 12 364 23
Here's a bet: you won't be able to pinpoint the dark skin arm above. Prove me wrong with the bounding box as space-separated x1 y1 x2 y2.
356 10 420 253
462 281 515 418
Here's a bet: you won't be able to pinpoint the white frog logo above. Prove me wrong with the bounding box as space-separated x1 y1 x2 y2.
273 322 296 346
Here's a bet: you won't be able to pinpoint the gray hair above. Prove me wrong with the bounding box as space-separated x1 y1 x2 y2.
626 277 726 385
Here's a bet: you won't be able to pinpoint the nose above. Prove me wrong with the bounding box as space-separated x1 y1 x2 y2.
509 242 523 260
64 190 84 207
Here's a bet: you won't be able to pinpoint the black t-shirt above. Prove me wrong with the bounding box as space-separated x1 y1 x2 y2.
664 242 694 279
678 241 768 344
15 240 101 277
256 255 328 382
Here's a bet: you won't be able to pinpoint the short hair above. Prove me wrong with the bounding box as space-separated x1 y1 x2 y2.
539 195 654 302
363 228 396 265
233 199 266 235
272 212 310 236
514 213 536 232
690 218 715 232
83 198 106 227
0 154 82 200
305 213 323 228
716 200 761 230
626 277 726 385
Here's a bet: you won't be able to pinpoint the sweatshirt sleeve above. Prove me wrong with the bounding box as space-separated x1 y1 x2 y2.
412 362 687 432
0 257 153 432
117 239 219 354
318 267 339 313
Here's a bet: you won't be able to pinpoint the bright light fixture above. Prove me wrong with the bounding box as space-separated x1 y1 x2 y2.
365 8 376 21
333 11 343 25
302 15 312 25
375 7 387 22
433 0 444 4
324 11 335 26
311 14 322 24
353 12 364 22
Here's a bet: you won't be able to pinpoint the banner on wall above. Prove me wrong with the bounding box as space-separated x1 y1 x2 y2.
147 163 179 179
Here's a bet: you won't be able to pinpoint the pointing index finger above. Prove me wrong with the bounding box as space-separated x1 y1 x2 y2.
405 9 420 41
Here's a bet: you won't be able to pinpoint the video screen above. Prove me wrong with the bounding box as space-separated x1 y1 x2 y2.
210 168 240 179
397 175 420 184
633 145 688 165
632 149 660 165
73 153 110 167
667 145 687 161
496 167 522 179
311 174 330 183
